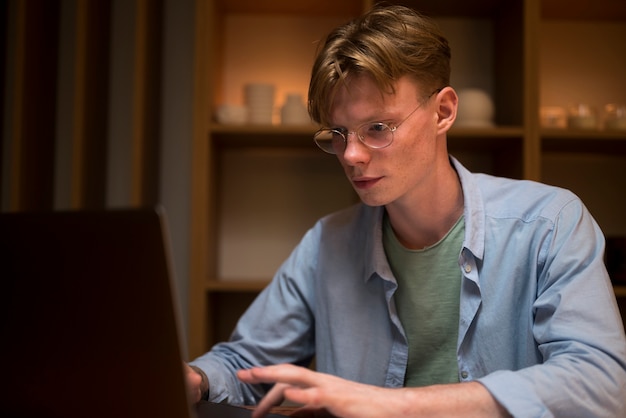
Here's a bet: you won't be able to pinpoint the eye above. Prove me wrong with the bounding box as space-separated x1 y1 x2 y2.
362 123 391 139
369 123 388 133
330 129 347 140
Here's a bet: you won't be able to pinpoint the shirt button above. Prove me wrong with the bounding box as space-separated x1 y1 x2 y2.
461 371 469 379
464 264 472 273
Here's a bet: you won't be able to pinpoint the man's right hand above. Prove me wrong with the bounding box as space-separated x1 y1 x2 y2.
184 363 209 403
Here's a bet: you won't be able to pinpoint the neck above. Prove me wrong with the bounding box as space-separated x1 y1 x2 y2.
385 166 464 250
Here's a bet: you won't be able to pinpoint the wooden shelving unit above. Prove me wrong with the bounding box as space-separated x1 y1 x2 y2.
188 0 626 358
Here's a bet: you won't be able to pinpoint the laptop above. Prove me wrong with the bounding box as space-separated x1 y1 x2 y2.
0 207 287 418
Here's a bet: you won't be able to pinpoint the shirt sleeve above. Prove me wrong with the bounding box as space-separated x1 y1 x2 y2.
478 198 626 417
189 225 320 405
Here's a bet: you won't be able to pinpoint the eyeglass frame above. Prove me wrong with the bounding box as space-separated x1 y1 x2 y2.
313 88 444 154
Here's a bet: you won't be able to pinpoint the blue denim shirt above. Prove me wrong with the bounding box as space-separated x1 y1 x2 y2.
191 157 626 417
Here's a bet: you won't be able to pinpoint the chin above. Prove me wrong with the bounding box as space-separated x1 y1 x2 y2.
356 192 390 208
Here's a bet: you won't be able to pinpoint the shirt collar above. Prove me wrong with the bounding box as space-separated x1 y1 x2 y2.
450 156 485 260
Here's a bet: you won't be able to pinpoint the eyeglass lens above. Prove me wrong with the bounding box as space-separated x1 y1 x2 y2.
314 123 393 154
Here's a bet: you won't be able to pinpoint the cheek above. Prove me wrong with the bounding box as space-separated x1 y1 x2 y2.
394 134 430 163
388 133 438 180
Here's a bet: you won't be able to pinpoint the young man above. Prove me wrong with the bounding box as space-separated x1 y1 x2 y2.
187 5 626 417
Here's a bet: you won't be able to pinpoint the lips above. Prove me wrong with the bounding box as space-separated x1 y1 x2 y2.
352 176 382 189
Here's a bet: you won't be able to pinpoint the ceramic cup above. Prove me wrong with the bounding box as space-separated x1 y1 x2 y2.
245 83 275 124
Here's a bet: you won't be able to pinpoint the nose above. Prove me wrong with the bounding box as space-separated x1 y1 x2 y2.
341 132 370 165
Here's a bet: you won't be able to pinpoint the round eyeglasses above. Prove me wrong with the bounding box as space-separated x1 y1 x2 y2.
313 88 442 154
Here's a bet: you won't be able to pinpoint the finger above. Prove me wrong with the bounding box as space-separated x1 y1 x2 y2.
240 364 318 387
184 363 203 402
236 368 260 383
186 366 202 386
283 386 315 406
251 383 289 418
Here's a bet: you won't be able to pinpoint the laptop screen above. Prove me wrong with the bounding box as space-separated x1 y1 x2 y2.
0 208 194 418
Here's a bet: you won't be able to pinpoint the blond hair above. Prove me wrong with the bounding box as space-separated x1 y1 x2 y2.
308 5 451 126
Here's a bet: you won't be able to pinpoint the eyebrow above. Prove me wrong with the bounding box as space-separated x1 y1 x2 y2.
327 109 400 129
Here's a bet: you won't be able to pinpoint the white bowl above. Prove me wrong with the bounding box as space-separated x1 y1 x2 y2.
215 104 248 125
456 88 495 127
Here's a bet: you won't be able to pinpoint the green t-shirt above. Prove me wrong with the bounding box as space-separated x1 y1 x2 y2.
383 214 464 387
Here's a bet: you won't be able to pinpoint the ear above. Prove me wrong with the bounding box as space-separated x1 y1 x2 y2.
435 87 457 135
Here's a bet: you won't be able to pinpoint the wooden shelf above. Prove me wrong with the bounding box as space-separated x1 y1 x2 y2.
210 124 318 148
615 286 626 298
209 124 526 150
450 126 524 137
542 129 626 138
541 130 626 154
211 124 525 137
210 123 317 134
